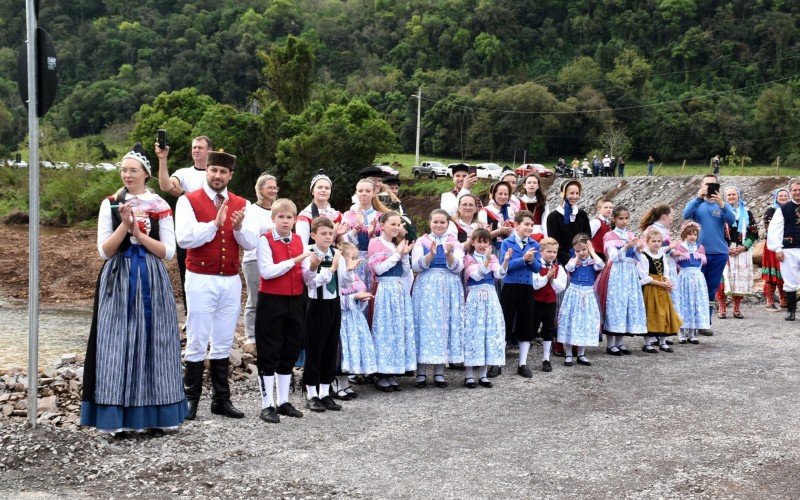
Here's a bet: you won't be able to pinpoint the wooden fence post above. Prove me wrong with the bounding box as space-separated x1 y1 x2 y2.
680 159 686 175
776 156 781 176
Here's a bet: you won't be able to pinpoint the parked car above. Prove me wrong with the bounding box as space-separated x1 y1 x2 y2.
55 161 70 169
77 163 95 171
40 161 55 169
412 161 449 179
13 161 28 169
475 163 503 180
97 162 117 172
514 163 554 178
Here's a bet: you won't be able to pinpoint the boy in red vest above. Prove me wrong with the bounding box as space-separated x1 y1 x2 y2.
176 150 258 420
255 199 315 424
590 197 613 262
531 237 567 373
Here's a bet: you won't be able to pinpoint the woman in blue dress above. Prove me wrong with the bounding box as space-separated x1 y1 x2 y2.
81 143 187 435
411 209 465 388
367 211 416 392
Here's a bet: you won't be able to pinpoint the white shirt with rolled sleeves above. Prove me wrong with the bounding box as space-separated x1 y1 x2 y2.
171 165 207 194
174 182 258 363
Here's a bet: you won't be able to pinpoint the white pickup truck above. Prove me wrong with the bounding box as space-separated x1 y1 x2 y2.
411 161 449 179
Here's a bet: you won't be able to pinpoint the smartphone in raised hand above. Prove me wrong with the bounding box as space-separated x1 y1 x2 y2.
157 129 167 150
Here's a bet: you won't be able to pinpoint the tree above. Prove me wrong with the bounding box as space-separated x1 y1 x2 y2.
598 126 632 159
276 98 396 208
259 35 316 114
130 88 216 170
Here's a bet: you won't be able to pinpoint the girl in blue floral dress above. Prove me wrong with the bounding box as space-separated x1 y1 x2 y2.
673 221 710 344
601 206 648 356
367 211 416 392
411 209 466 388
462 229 511 388
557 234 605 367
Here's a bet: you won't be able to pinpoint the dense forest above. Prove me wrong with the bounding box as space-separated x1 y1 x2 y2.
0 0 798 199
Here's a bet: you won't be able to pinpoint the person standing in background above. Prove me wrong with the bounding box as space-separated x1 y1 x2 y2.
156 135 213 318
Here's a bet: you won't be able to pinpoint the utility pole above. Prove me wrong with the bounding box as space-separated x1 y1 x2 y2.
25 0 40 429
414 87 421 167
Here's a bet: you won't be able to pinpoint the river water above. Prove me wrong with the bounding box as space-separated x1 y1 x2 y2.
0 296 91 369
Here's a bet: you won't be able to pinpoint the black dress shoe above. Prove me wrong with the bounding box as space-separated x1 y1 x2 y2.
517 365 533 378
679 339 687 344
576 356 592 366
433 375 448 388
415 376 427 388
664 339 674 345
618 346 632 355
658 345 673 353
698 329 714 336
277 402 304 418
478 377 493 388
564 357 573 367
487 366 502 378
186 400 199 421
375 380 393 392
210 400 245 419
260 407 280 424
786 311 796 321
606 347 622 356
464 378 477 389
642 345 658 354
306 397 326 412
391 382 402 391
148 428 166 437
541 360 552 372
688 338 700 344
320 395 342 411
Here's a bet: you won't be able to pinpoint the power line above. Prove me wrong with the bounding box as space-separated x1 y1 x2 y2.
645 53 800 78
415 74 798 115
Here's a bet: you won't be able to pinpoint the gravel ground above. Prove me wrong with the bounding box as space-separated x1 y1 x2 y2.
1 302 798 499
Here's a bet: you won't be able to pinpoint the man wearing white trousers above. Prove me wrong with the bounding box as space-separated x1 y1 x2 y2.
176 151 258 419
767 179 800 322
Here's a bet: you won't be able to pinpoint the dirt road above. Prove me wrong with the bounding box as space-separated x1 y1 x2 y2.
1 303 798 499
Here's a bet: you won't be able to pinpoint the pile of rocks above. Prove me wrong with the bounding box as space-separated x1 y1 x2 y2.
0 352 83 428
0 336 261 427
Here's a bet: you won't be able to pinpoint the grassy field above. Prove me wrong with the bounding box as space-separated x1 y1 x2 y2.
376 152 798 178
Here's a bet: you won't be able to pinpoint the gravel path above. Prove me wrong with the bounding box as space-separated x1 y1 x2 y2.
1 303 798 499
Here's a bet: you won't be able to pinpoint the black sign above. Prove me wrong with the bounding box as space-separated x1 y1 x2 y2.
17 27 58 118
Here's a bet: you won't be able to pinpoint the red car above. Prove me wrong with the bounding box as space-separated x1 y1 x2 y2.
514 163 554 178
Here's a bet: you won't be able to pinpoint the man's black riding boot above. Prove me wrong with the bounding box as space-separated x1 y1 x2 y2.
209 358 244 418
183 360 205 420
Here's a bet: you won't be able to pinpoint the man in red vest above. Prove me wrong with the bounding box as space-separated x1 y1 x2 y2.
175 150 258 419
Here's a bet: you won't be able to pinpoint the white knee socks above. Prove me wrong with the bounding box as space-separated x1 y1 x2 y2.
542 341 552 361
259 375 275 409
519 341 531 366
277 374 292 405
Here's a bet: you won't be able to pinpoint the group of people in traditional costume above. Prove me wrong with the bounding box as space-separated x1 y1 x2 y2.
80 141 800 434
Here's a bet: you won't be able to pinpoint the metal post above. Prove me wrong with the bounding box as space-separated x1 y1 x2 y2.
26 0 40 428
414 88 421 168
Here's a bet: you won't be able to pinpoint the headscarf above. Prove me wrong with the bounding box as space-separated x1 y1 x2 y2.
560 179 581 224
726 186 749 235
773 188 790 209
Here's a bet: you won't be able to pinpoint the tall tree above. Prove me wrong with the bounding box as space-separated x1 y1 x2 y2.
259 35 316 115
